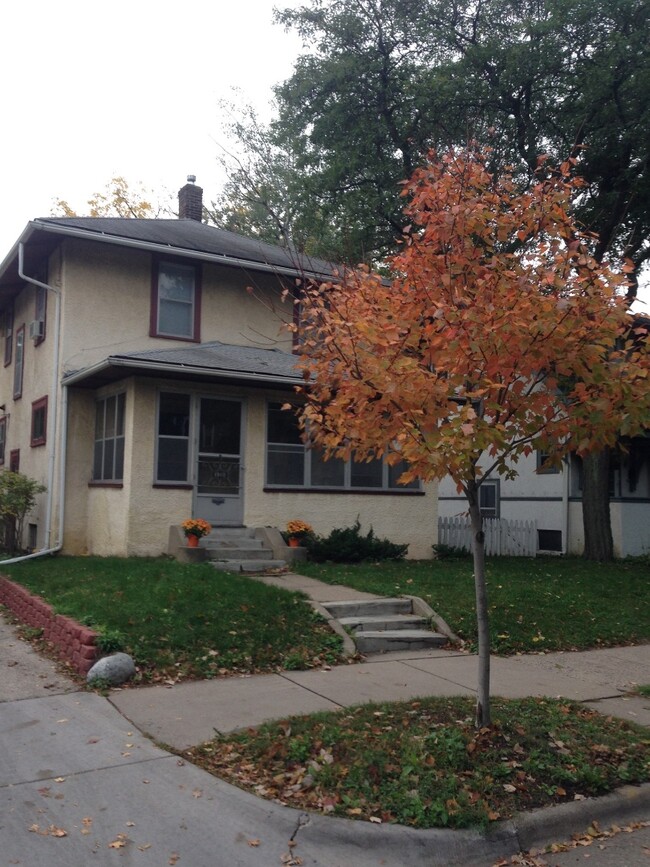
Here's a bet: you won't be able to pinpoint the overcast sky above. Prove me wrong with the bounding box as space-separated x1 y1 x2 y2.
2 0 647 309
1 0 301 247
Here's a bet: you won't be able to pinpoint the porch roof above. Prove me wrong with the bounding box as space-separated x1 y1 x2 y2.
62 341 306 390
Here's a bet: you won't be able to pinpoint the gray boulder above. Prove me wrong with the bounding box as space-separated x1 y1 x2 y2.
87 652 136 685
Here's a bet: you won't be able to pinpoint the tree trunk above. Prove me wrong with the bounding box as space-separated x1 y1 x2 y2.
582 449 614 561
466 481 491 728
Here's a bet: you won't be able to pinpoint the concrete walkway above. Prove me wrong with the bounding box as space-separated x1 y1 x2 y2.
110 571 650 750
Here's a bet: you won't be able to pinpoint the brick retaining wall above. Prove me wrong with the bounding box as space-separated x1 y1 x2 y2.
0 577 98 675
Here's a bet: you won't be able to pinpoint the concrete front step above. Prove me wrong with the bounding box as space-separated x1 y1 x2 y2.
205 546 274 561
322 598 413 619
338 613 428 632
321 596 449 655
210 559 287 574
355 629 448 653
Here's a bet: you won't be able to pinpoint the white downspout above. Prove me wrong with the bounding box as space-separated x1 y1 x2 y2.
562 455 570 555
3 244 66 564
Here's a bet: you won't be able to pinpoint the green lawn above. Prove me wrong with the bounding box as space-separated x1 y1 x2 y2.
297 556 650 654
189 695 650 829
2 556 343 681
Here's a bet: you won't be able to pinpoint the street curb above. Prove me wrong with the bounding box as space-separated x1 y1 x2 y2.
291 783 650 866
511 782 650 851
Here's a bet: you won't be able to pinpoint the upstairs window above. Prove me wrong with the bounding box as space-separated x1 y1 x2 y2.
31 396 48 447
151 260 200 340
93 393 126 482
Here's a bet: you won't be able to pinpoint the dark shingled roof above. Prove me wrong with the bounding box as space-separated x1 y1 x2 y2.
63 341 305 389
35 217 335 278
113 341 302 378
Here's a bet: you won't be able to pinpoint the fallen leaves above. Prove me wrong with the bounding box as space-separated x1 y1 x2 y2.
28 824 67 837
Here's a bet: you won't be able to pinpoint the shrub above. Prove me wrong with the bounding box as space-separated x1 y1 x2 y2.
0 471 46 554
305 519 407 563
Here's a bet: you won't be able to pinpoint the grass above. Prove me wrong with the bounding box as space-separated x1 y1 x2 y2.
187 695 650 829
297 555 650 654
2 556 344 681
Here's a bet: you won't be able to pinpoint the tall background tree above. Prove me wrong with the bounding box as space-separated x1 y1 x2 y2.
294 148 649 725
217 0 650 559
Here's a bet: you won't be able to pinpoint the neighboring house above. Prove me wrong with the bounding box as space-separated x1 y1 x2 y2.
0 181 436 559
438 443 650 557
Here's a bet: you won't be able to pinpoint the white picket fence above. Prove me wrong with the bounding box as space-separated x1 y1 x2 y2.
437 516 537 557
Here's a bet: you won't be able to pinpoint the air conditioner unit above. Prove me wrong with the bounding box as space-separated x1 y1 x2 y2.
29 320 44 340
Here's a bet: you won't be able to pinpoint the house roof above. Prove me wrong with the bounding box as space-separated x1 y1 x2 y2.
0 216 337 296
63 341 306 390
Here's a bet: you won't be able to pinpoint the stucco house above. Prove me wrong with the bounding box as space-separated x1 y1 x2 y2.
0 180 436 560
438 442 650 557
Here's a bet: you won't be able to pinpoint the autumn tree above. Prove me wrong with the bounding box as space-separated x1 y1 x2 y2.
52 176 173 219
219 0 649 559
292 148 649 727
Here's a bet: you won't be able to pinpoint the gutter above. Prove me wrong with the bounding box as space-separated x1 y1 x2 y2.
29 220 334 282
62 356 305 388
7 244 67 563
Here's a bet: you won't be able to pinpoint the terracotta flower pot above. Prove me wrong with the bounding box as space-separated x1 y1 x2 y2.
186 534 200 548
288 537 301 548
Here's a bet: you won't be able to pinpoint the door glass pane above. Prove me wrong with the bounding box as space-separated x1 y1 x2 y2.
388 459 419 489
157 439 189 481
267 402 302 444
104 395 116 438
198 456 240 494
311 447 345 487
159 300 193 337
200 399 240 454
267 444 305 485
159 393 190 436
351 456 383 487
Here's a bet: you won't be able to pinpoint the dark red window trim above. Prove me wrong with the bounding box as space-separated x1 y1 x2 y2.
4 305 13 367
30 395 48 447
150 256 202 342
13 324 25 399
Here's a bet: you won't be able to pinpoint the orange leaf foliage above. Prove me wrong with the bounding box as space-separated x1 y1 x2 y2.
294 147 649 492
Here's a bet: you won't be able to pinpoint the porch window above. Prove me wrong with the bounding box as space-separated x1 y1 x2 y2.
151 260 200 340
156 392 190 482
93 393 126 482
265 402 420 491
13 325 24 399
30 396 48 447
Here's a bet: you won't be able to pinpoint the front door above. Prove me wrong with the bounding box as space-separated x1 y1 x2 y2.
195 398 244 526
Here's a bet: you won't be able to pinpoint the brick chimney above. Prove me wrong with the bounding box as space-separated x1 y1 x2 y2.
178 175 203 221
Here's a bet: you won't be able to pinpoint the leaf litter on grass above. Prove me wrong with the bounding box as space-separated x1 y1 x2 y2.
185 696 650 830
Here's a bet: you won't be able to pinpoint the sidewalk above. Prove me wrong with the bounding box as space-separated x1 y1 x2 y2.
110 571 650 750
